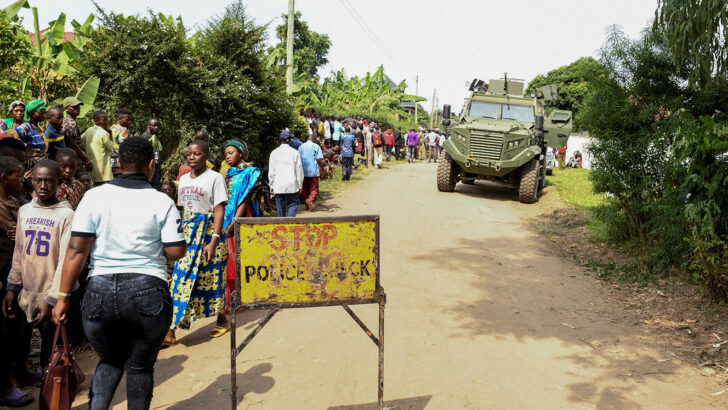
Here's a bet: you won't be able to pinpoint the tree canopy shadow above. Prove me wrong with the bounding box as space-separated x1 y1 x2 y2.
412 236 706 408
71 354 189 409
164 363 274 409
175 309 270 348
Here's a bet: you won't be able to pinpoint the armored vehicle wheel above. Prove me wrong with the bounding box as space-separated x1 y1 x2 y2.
461 178 475 185
539 163 546 191
518 157 540 204
546 169 553 176
437 151 459 192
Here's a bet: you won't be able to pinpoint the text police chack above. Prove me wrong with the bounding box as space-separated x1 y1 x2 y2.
244 258 374 283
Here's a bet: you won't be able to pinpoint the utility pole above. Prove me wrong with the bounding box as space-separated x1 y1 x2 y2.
430 88 436 128
414 75 418 126
285 0 295 94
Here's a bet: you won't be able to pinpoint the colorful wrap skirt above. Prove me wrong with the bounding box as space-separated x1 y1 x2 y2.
170 211 228 330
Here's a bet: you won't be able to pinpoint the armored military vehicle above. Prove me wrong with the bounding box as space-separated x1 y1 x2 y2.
436 76 572 203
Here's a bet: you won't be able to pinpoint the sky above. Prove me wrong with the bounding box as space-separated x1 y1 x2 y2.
18 0 658 112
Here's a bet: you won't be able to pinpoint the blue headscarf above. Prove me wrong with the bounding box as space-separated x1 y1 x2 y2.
223 166 261 230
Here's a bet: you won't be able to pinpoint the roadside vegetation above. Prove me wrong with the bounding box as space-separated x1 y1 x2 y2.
545 167 607 241
533 1 728 301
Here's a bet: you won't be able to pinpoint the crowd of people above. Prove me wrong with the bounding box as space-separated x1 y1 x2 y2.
294 110 449 191
0 99 443 408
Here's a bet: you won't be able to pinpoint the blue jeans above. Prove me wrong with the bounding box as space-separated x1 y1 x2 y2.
82 273 172 410
275 192 299 217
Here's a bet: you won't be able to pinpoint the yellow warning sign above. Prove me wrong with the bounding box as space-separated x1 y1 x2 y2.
235 216 379 306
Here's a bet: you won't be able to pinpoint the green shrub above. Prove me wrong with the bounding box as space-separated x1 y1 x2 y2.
81 2 294 174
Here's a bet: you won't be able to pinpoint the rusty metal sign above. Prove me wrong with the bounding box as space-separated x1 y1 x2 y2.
237 217 378 306
229 215 386 409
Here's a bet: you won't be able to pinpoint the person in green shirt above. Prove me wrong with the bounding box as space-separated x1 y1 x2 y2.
80 111 114 185
141 118 163 190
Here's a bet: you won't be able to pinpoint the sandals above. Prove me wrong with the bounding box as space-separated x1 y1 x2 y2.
161 330 176 347
0 388 35 407
210 325 230 338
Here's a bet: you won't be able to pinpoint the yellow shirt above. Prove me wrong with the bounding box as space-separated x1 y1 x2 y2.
81 125 114 183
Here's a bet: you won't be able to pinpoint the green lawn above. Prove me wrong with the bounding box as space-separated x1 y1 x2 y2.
545 167 608 241
546 167 605 211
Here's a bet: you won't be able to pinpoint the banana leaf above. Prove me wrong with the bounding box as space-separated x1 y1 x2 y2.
61 42 78 61
25 55 75 75
19 75 31 98
70 14 94 33
46 13 67 46
402 94 426 102
70 15 94 49
75 76 100 118
1 0 29 23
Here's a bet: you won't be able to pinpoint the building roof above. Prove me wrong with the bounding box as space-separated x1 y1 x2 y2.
383 74 398 91
28 31 77 47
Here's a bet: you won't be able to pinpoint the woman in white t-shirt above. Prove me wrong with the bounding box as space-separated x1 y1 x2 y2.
165 140 229 345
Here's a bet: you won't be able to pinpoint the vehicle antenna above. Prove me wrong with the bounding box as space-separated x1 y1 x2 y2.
503 72 510 109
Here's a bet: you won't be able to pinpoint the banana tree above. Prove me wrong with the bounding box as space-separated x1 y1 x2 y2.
49 75 99 128
295 65 424 120
3 0 96 101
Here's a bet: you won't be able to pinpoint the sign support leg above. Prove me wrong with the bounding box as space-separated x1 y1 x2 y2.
378 298 385 410
342 305 379 345
230 290 239 410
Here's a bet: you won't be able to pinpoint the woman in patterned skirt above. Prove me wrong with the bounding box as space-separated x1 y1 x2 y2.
165 140 229 345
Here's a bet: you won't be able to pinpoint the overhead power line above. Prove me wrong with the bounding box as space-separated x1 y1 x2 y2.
337 0 400 67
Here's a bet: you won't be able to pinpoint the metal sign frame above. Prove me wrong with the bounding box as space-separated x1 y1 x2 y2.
229 215 386 409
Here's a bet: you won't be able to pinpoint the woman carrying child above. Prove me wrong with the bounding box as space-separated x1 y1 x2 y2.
221 140 260 314
166 140 229 345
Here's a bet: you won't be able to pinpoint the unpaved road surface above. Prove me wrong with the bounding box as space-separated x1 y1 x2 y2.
68 162 722 409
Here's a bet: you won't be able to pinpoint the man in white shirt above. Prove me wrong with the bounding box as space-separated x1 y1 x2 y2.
363 124 373 166
269 130 304 217
426 129 439 163
438 130 446 158
324 116 332 140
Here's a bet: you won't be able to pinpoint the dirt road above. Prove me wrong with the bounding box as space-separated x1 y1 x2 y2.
70 162 723 409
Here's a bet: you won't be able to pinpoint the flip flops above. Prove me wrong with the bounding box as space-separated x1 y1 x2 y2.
210 325 230 338
0 388 35 407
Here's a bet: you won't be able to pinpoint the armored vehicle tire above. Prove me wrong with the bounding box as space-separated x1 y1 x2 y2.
518 157 540 204
461 178 475 185
437 151 459 192
546 169 553 176
539 164 546 191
